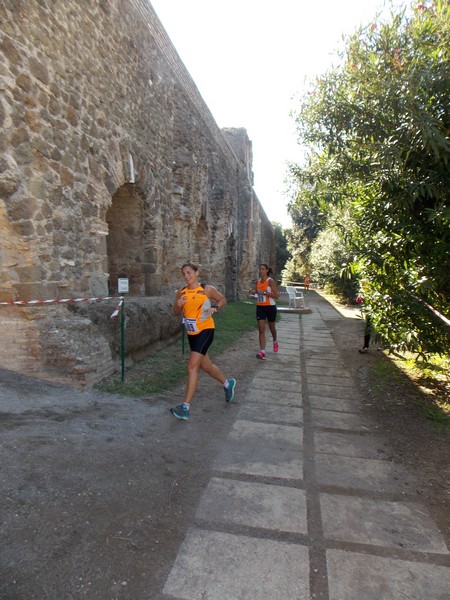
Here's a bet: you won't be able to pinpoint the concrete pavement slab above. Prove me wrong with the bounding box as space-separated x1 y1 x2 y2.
270 372 302 383
314 431 389 459
316 307 342 318
326 549 450 600
306 365 351 377
316 454 418 492
196 477 307 534
321 493 449 553
306 339 336 347
278 335 301 343
308 375 355 388
311 409 373 431
275 351 299 358
272 342 300 351
277 344 300 351
303 327 332 334
276 338 300 345
257 354 300 374
272 355 301 365
308 383 356 398
306 336 339 356
305 358 345 368
225 419 303 444
216 420 303 480
309 395 361 413
307 339 335 345
163 529 310 600
263 363 302 375
251 378 301 393
307 352 342 361
239 403 303 424
245 388 302 406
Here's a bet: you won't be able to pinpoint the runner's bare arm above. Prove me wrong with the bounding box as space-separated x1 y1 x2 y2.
206 285 226 312
267 278 279 299
173 289 187 315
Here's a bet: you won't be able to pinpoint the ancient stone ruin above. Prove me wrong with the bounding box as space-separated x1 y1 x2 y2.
0 0 275 387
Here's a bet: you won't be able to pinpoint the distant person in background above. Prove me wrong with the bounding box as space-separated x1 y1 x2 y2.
249 263 279 360
303 274 310 292
356 280 371 353
170 262 236 420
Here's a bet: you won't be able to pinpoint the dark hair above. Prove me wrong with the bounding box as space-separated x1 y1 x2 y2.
259 263 273 276
181 262 198 272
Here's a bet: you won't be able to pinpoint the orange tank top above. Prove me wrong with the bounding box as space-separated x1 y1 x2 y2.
181 284 215 334
256 278 276 306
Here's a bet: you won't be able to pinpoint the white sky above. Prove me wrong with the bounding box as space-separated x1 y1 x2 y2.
150 0 407 227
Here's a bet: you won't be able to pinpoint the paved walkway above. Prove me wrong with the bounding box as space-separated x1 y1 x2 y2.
163 298 450 599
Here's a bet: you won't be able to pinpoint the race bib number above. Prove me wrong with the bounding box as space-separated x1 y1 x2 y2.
257 293 265 303
183 317 198 333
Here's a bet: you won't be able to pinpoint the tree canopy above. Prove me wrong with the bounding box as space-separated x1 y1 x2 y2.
288 0 450 356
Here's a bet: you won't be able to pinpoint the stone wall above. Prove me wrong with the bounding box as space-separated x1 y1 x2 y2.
0 0 275 387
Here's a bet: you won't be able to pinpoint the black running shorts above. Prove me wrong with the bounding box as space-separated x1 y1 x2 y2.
256 305 277 322
187 328 214 355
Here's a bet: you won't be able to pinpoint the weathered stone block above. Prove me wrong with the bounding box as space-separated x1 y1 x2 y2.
13 283 59 302
29 56 50 85
11 220 35 236
6 196 38 221
0 36 22 66
11 127 30 146
145 273 163 296
0 154 20 197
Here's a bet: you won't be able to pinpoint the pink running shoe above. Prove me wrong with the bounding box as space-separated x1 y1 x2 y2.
273 341 279 353
256 351 266 360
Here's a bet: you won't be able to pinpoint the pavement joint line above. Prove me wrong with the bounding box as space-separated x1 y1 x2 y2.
300 308 330 599
208 470 308 490
192 520 311 545
322 540 450 566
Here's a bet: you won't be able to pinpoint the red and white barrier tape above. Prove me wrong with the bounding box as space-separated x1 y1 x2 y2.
109 298 124 320
0 295 124 320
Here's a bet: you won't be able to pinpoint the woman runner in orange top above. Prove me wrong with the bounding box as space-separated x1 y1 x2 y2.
170 262 236 420
250 263 279 360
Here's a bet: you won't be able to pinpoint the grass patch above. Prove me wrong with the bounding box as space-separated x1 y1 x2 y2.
209 300 258 354
368 359 406 413
96 300 257 396
95 341 187 395
369 350 450 433
391 352 450 425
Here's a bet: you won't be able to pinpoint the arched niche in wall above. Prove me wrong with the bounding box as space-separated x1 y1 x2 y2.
106 183 144 296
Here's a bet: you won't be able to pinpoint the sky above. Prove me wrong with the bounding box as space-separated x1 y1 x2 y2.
150 0 407 228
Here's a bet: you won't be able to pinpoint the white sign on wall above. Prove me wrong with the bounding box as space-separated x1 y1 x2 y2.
118 278 129 293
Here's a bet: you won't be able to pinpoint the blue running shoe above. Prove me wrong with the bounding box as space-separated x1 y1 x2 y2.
170 404 190 420
224 378 236 403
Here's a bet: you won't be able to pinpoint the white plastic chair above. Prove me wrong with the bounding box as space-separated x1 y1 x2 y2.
286 286 305 309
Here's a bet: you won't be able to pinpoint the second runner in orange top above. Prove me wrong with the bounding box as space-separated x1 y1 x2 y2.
250 263 279 360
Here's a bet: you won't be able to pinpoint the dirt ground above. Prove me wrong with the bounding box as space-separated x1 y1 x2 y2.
0 295 449 599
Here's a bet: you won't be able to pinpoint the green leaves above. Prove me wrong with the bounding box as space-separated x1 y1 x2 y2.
288 0 450 356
